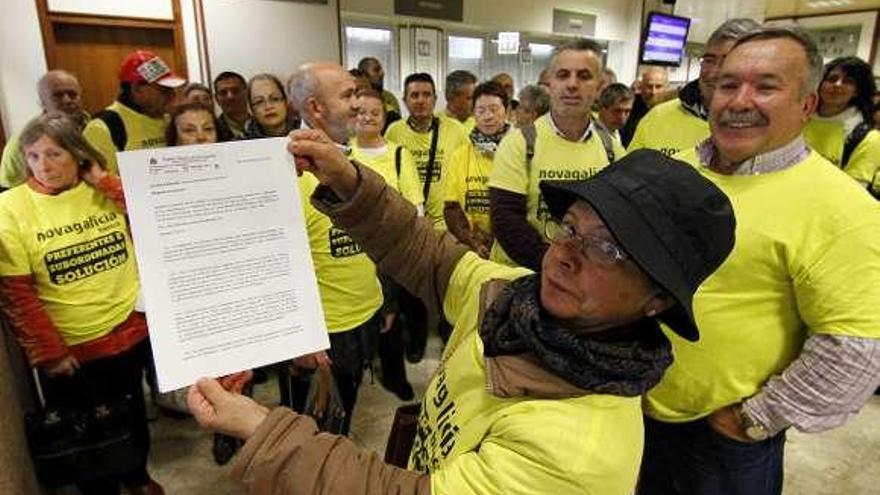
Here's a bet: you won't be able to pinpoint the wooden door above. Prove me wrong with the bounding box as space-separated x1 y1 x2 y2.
36 0 187 116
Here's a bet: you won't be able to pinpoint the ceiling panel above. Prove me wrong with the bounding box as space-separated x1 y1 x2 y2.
766 0 880 18
673 0 768 43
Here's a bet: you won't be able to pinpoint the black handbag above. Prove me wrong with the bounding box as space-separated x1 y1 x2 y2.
304 368 347 434
383 403 421 468
24 370 141 487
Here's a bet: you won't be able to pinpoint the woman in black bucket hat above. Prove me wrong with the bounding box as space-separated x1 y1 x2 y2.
186 134 736 495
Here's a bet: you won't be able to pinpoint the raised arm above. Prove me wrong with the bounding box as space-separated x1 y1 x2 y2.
289 129 468 318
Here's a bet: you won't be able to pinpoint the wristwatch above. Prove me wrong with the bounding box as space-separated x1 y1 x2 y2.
738 404 770 442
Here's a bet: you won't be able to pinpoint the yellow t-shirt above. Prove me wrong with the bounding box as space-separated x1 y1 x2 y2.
439 111 476 134
803 116 880 188
298 174 382 333
385 118 468 228
441 141 493 233
350 141 424 206
82 101 167 176
0 182 140 345
382 90 401 116
646 149 880 422
0 130 27 189
488 114 624 237
628 98 709 156
412 254 643 495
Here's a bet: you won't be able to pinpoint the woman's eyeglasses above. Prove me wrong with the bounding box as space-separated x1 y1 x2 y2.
250 94 286 109
544 219 629 266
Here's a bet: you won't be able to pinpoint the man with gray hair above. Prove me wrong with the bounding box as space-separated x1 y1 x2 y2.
441 69 477 131
638 26 880 494
0 70 88 190
513 84 550 127
629 18 760 155
488 38 624 271
283 61 383 435
596 83 634 140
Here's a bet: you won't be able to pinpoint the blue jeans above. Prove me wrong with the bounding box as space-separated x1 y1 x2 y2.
638 415 786 495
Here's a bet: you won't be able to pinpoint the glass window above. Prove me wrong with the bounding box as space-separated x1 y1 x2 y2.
343 25 399 94
522 42 555 88
447 35 484 82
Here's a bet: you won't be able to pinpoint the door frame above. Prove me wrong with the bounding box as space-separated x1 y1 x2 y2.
34 0 188 79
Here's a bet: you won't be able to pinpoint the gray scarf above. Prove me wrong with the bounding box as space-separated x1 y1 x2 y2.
479 275 673 397
470 124 509 156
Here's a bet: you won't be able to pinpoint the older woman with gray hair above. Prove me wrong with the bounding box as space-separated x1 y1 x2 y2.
0 114 161 495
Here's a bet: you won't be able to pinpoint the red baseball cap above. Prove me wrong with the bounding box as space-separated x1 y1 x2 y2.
119 50 185 88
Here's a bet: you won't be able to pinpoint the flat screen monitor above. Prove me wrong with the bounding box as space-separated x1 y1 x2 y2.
640 12 691 66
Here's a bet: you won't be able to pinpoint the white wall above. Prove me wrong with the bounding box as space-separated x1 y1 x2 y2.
0 0 342 137
203 0 341 82
0 0 49 133
767 11 878 64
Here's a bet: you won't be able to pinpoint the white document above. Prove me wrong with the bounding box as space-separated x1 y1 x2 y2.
118 138 329 392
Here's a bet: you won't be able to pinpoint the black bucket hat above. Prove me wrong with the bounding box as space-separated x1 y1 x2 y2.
539 149 736 341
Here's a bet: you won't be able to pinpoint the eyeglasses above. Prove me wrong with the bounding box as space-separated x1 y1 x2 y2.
250 94 285 109
544 218 629 266
474 104 505 117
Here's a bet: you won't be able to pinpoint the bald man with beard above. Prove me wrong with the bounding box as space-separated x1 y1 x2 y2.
281 62 383 435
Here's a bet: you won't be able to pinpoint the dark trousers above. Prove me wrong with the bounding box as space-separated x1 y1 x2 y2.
398 289 428 358
638 415 786 495
279 314 377 435
39 340 151 495
378 316 409 387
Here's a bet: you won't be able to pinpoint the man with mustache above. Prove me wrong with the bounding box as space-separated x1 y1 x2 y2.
628 18 760 156
283 62 382 435
637 26 880 495
488 38 623 271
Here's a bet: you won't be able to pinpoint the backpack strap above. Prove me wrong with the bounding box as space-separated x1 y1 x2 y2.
842 122 870 168
394 144 403 177
93 109 127 152
422 118 441 200
520 122 537 172
592 124 616 164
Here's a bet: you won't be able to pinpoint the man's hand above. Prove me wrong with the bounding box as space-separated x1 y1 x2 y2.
471 226 493 258
287 129 358 199
706 404 755 443
44 355 78 378
381 312 397 334
187 377 270 440
291 350 332 371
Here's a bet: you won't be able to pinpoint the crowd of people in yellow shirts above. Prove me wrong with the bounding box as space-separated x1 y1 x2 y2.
1 16 879 495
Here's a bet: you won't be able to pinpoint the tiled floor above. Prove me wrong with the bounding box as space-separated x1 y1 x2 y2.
139 335 879 494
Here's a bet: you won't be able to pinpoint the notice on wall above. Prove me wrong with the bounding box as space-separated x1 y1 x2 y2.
118 138 329 392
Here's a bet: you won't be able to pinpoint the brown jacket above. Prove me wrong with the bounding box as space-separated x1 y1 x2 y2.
230 163 593 495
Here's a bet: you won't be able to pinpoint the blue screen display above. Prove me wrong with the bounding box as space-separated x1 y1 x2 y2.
641 13 691 66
